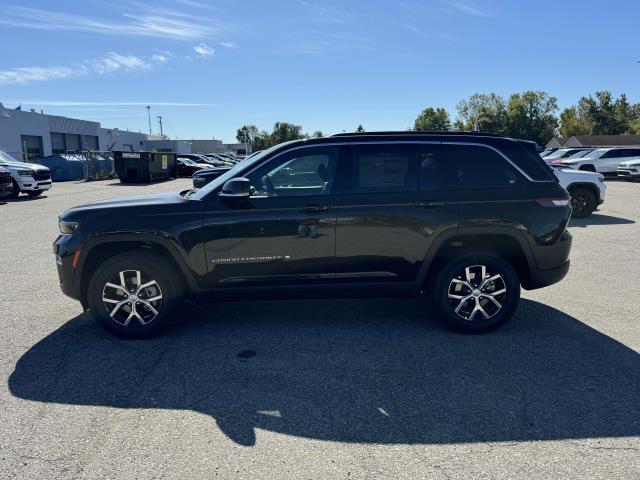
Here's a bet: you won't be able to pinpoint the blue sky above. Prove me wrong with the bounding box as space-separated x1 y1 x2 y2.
0 0 638 143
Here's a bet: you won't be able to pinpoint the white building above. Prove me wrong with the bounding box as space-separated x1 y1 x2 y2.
0 104 102 160
0 104 250 160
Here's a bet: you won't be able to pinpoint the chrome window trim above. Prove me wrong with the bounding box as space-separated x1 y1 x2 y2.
201 139 551 199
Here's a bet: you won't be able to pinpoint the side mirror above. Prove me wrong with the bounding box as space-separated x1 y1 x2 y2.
219 177 251 199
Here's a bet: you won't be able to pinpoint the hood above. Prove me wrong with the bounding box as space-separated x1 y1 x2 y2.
193 166 231 177
0 160 50 172
553 167 600 180
65 192 187 213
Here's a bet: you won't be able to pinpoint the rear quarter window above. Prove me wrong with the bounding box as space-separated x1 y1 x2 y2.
438 144 523 189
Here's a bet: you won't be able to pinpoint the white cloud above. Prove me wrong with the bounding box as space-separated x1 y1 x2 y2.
0 50 173 85
448 2 490 17
0 6 222 41
8 101 216 107
219 41 237 48
92 53 152 74
193 43 215 57
151 54 170 63
0 65 86 85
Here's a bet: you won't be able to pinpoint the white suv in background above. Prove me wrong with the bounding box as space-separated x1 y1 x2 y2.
555 147 640 174
551 165 606 218
617 159 640 180
0 150 52 198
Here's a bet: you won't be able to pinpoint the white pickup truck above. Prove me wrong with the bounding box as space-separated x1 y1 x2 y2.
551 165 606 218
0 150 52 198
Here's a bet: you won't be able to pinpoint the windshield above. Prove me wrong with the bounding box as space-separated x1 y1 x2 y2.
574 148 607 160
0 151 22 163
544 149 575 160
179 158 196 165
191 144 284 201
566 149 595 159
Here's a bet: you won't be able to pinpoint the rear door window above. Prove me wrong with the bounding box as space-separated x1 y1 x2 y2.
347 144 418 193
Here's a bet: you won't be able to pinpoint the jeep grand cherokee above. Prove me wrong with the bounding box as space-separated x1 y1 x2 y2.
54 132 572 338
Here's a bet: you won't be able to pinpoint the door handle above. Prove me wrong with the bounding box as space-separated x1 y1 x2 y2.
415 201 446 209
298 205 329 213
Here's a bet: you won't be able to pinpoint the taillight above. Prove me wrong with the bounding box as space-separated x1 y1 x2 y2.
536 198 570 207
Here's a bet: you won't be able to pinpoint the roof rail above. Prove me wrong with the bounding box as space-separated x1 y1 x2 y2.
331 131 505 138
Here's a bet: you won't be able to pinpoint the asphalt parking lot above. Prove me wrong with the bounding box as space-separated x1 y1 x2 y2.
1 178 639 479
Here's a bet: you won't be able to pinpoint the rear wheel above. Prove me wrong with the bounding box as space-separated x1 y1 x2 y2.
432 253 520 333
27 190 42 197
579 165 596 172
569 187 596 218
87 252 182 338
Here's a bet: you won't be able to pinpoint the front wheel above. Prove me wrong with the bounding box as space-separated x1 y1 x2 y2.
10 180 20 199
569 187 596 218
87 252 182 338
432 253 520 333
27 190 43 197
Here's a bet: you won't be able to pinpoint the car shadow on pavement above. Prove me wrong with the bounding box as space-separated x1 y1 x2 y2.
8 298 640 447
569 213 635 228
2 195 47 203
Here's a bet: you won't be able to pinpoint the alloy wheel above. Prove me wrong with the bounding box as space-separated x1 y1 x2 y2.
447 265 507 321
101 270 163 326
571 192 589 217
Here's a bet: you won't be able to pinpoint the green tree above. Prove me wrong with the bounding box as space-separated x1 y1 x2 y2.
236 125 259 145
559 106 592 137
505 91 558 145
311 130 324 138
560 91 640 136
413 107 451 131
355 124 365 133
270 122 305 144
456 93 507 134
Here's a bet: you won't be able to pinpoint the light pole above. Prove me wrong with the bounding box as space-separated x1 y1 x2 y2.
156 116 164 138
146 106 152 135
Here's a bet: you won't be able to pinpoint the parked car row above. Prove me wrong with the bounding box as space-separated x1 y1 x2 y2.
541 146 640 178
0 150 52 198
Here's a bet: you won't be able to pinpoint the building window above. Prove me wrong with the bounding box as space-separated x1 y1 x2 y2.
21 135 43 160
82 135 99 151
50 132 66 155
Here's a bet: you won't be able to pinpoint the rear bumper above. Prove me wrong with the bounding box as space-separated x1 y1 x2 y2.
525 260 570 290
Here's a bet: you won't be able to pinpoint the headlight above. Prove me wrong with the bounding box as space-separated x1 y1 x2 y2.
17 170 33 177
59 220 79 235
598 175 605 183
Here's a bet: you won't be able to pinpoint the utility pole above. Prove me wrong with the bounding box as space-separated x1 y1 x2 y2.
146 106 152 135
156 116 164 138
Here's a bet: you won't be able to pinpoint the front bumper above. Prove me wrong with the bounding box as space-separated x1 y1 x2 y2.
17 178 52 191
618 168 640 178
54 235 82 302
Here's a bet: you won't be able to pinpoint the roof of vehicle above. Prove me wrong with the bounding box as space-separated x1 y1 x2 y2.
331 130 505 138
259 132 555 182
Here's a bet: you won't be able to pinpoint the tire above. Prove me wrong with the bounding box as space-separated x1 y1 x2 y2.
10 179 20 199
87 252 183 338
579 165 596 172
432 252 520 334
569 187 596 218
27 190 42 197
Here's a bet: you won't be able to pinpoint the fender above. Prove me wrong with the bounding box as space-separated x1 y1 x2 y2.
76 231 204 294
416 226 537 286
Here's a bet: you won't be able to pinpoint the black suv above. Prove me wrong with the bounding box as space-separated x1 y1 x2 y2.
54 132 572 338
